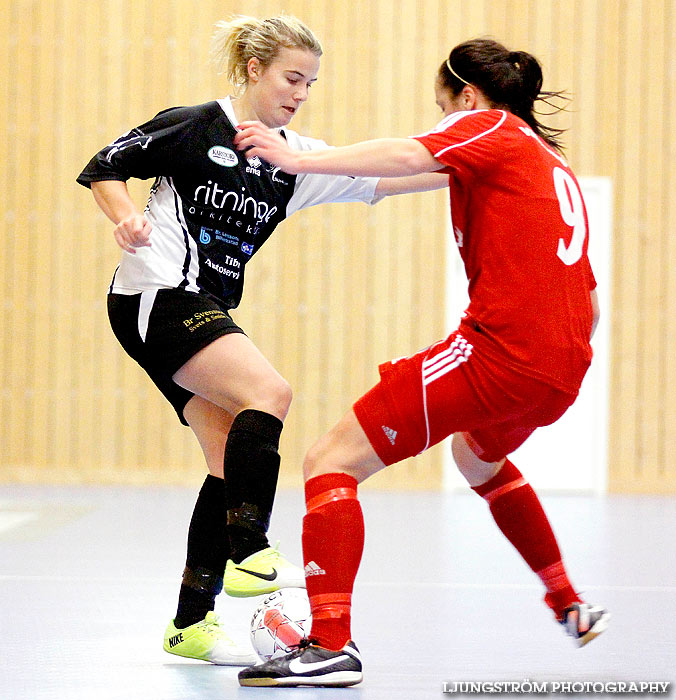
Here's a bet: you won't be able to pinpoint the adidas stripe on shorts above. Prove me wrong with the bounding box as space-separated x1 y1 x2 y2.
353 327 578 465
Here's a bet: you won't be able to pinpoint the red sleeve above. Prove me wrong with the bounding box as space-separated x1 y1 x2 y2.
411 110 508 176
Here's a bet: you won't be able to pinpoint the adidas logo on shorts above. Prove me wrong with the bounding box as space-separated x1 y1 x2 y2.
304 561 326 577
381 425 397 445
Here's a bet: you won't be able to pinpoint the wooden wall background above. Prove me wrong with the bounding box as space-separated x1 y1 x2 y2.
1 0 674 493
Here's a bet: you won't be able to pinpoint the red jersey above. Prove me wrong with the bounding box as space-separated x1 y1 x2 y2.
413 109 596 393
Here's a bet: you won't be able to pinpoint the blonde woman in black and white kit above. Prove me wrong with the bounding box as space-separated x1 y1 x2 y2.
77 15 446 665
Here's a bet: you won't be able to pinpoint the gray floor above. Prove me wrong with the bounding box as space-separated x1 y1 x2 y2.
1 485 674 699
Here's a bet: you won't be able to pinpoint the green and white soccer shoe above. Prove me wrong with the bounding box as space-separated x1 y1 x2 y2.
223 545 305 598
163 611 258 665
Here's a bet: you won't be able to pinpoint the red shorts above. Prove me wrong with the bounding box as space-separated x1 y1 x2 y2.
353 330 579 465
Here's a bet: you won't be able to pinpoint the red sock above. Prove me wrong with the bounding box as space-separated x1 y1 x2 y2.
472 459 580 617
302 473 364 651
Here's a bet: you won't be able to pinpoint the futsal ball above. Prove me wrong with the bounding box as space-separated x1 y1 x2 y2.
250 588 312 661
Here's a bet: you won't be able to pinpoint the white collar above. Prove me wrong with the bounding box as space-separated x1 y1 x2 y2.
216 96 239 129
216 96 284 133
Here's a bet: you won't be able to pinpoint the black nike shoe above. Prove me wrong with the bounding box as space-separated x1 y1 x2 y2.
238 639 363 687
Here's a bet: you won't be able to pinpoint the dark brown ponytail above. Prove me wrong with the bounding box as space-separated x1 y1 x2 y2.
439 39 569 153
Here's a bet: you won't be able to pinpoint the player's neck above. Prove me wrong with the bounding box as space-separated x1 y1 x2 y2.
230 95 264 127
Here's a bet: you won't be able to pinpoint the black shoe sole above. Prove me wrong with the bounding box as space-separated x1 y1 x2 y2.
239 671 363 687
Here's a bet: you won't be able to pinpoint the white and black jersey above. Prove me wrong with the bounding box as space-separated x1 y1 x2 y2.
77 97 378 309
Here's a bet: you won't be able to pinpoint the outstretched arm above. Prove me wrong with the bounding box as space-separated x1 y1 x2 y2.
234 121 443 178
372 172 449 202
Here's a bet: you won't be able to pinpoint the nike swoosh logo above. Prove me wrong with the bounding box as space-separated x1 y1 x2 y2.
288 655 349 674
234 566 278 581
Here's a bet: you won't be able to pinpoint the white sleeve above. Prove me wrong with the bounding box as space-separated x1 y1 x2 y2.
282 129 379 217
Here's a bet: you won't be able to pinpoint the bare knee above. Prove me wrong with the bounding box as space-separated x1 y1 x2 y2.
268 377 293 420
302 411 385 484
303 436 342 482
245 376 293 421
452 432 504 487
303 431 360 482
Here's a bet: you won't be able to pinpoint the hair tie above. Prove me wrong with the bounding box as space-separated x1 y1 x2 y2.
445 58 472 86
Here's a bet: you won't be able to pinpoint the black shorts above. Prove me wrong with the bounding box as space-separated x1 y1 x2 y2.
107 289 245 425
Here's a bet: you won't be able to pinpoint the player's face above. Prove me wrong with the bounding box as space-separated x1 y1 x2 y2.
249 47 320 128
434 80 463 116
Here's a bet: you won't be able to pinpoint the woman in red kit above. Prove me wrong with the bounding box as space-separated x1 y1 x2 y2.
235 38 609 687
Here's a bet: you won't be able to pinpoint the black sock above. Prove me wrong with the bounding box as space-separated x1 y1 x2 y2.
174 474 229 628
223 409 284 563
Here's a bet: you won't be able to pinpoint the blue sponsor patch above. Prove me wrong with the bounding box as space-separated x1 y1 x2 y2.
241 242 254 256
200 227 241 247
215 231 239 246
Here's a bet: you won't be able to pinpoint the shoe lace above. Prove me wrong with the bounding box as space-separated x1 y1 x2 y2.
263 541 286 562
198 613 241 647
298 637 320 650
282 637 319 659
199 613 222 637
